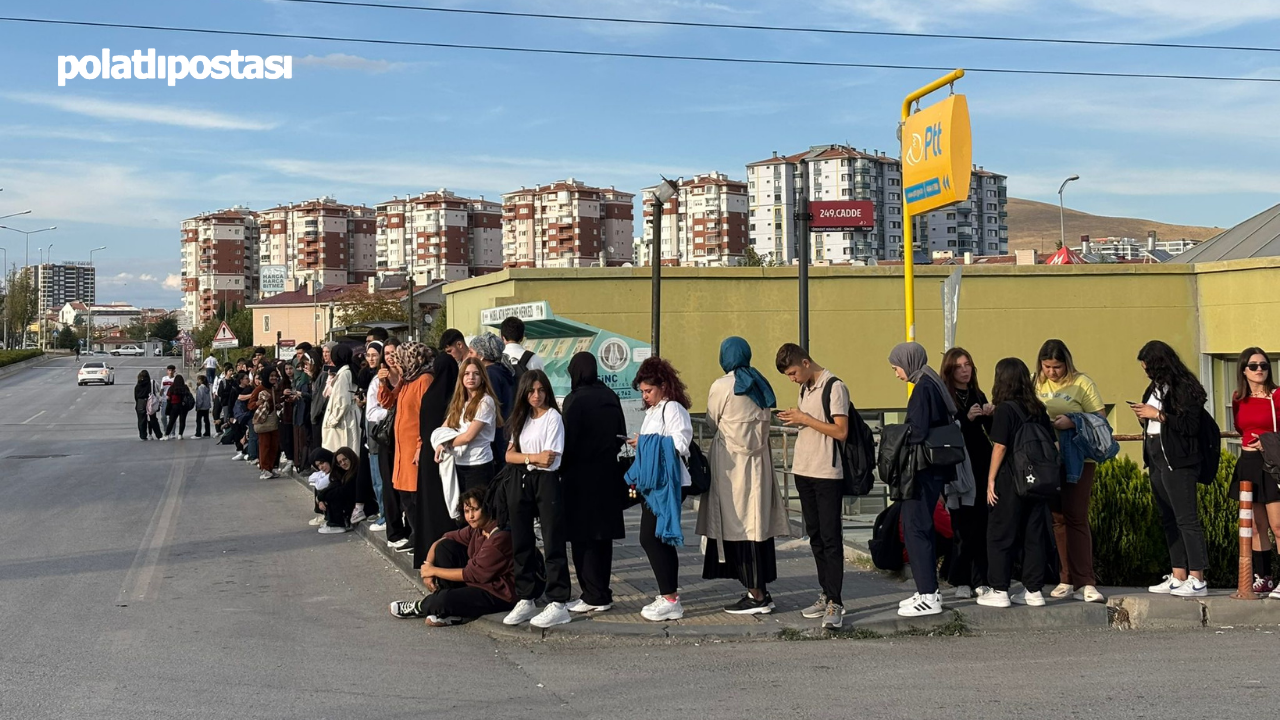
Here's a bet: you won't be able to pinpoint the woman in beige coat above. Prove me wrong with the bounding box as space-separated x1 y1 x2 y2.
698 337 790 615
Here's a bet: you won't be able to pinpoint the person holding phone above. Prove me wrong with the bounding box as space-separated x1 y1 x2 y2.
501 370 571 628
1229 347 1280 597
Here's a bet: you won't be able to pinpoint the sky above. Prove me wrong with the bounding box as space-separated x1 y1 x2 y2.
2 0 1279 308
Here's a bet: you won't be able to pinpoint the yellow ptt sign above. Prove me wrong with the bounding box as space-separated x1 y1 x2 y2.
901 94 972 216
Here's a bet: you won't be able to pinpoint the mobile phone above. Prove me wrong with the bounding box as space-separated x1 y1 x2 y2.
1127 400 1140 406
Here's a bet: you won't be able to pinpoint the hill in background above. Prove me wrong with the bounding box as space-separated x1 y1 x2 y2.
1005 197 1223 253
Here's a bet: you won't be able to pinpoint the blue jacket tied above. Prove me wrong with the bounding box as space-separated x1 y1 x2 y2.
624 433 684 547
1059 412 1120 483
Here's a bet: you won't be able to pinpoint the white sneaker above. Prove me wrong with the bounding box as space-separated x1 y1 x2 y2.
503 599 540 626
258 471 272 480
1049 583 1074 599
232 452 245 461
641 595 666 614
308 516 325 526
425 615 462 627
530 602 572 628
898 592 944 617
1011 590 1046 607
387 538 410 549
1269 585 1280 600
368 521 387 532
566 598 612 613
350 509 367 525
1170 576 1208 597
640 596 684 622
899 592 923 608
1074 585 1105 603
975 585 994 598
977 589 1011 608
1148 574 1184 594
953 585 973 600
318 525 349 535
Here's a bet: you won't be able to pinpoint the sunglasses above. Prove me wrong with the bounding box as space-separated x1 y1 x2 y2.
1247 362 1271 371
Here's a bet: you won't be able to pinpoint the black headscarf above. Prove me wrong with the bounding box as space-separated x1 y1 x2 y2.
568 350 602 392
330 344 354 374
561 352 627 541
414 352 461 568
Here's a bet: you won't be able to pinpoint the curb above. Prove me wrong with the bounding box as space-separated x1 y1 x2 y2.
1109 593 1280 630
0 353 53 382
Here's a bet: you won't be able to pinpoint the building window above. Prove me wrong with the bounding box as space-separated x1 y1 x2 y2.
889 193 900 201
946 212 956 220
947 227 957 234
262 315 270 332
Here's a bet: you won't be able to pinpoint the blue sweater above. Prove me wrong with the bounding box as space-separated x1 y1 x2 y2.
624 433 684 546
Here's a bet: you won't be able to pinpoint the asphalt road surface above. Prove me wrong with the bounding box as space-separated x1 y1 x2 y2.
2 356 1277 719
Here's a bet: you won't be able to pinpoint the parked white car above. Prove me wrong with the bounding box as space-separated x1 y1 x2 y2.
78 361 116 386
112 345 145 356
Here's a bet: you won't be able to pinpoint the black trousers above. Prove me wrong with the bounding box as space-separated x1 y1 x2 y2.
571 539 614 606
987 472 1052 593
322 492 354 528
1148 438 1208 572
456 461 495 492
639 502 680 596
419 539 515 619
194 410 211 437
398 489 417 546
137 410 162 440
508 470 570 602
901 472 946 595
949 501 990 589
795 474 844 604
382 453 410 542
165 410 189 437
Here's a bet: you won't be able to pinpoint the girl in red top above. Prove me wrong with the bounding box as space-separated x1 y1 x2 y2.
1231 346 1280 598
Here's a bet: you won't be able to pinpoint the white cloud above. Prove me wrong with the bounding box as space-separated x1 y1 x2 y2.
138 273 156 281
1067 0 1280 36
0 125 130 143
4 93 278 131
162 274 182 290
816 0 1028 32
296 53 409 74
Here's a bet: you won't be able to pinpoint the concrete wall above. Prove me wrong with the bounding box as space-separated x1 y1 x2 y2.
444 264 1203 438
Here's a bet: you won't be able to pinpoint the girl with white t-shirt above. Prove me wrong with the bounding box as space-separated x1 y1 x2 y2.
436 358 503 492
501 370 573 630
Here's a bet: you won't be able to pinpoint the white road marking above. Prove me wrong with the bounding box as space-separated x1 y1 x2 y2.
20 410 46 424
117 459 188 604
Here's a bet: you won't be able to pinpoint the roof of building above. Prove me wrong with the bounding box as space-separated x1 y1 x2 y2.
247 284 365 307
1045 246 1089 265
1169 203 1280 264
747 145 899 167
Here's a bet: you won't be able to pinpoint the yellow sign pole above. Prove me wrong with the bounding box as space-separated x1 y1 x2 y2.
900 69 964 348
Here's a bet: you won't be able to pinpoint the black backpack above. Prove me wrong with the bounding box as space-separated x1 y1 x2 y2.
821 377 877 496
1010 405 1062 499
1196 408 1222 485
868 501 905 572
501 349 535 383
684 441 711 496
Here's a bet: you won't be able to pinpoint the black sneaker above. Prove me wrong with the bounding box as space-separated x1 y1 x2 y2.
389 600 425 619
724 593 775 615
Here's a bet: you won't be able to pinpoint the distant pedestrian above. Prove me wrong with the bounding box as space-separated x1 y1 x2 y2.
624 357 693 623
193 375 212 438
159 364 177 429
888 341 958 618
701 338 789 616
250 371 281 479
164 374 194 440
776 343 850 629
134 370 163 440
1133 340 1210 598
499 316 545 382
204 353 218 387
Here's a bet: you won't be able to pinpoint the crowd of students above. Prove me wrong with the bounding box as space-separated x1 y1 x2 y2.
129 324 1280 628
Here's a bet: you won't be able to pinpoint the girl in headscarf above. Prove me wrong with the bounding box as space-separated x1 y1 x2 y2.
415 352 461 569
322 344 363 453
698 337 790 615
560 351 628 613
387 342 433 555
888 341 959 618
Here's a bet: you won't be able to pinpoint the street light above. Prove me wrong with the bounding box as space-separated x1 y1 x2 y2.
88 246 106 353
0 210 31 222
0 245 6 349
649 176 679 359
0 224 56 275
1057 175 1080 254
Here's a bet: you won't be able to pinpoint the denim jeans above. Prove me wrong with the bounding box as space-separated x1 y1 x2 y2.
246 426 259 461
368 449 385 520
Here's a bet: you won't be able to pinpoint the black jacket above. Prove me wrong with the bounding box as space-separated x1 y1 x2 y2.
486 363 516 465
904 379 957 486
561 381 628 541
952 387 993 481
133 381 151 414
878 423 919 501
1141 383 1202 471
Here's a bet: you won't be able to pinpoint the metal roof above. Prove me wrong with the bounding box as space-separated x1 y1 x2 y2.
1170 202 1280 264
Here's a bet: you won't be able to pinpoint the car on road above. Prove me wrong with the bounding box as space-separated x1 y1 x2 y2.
77 361 116 386
112 345 145 356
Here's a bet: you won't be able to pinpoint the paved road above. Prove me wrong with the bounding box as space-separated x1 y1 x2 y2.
2 356 1277 719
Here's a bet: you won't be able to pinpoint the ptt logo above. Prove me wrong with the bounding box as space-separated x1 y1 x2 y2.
904 122 944 166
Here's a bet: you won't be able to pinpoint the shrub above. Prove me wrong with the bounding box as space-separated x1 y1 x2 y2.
0 349 43 368
1089 451 1245 588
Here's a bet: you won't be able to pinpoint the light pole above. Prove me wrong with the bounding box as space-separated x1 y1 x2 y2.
1057 175 1080 254
0 224 56 277
0 245 6 349
0 210 31 222
649 177 679 359
88 246 106 352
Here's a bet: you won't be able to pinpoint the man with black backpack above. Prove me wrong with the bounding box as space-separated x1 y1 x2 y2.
499 317 544 382
776 343 850 629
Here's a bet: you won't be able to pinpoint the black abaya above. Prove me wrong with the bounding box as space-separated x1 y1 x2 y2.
561 354 627 542
413 354 460 568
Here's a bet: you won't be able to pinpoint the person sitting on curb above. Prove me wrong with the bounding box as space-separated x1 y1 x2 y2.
388 486 516 626
309 447 358 534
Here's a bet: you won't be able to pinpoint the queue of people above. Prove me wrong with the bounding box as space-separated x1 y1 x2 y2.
132 321 1276 629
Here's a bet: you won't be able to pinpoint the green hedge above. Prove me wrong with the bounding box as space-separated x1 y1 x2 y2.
0 349 43 368
1090 451 1244 588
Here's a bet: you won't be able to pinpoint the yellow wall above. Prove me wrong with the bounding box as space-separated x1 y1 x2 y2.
445 264 1206 438
1195 258 1280 355
252 305 325 348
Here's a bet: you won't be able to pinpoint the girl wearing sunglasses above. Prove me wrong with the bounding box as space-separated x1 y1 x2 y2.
1231 347 1280 598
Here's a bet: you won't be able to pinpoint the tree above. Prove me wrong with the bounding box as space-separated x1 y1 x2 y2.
421 304 446 349
56 325 80 349
150 317 180 343
4 269 38 347
125 318 148 342
226 306 253 348
334 289 407 327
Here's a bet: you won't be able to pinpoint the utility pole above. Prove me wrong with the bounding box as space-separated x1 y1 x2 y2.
649 177 679 359
796 160 812 351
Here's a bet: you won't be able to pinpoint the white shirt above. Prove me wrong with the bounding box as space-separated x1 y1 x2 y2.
204 356 218 370
161 375 175 391
640 399 693 487
365 376 388 424
1147 387 1165 435
514 408 564 472
456 395 498 466
503 342 545 373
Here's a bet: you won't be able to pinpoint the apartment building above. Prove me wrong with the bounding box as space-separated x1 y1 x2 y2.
502 179 635 268
180 206 259 325
258 197 377 293
636 172 749 267
374 190 503 283
32 261 96 312
1076 234 1200 262
745 145 1007 264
